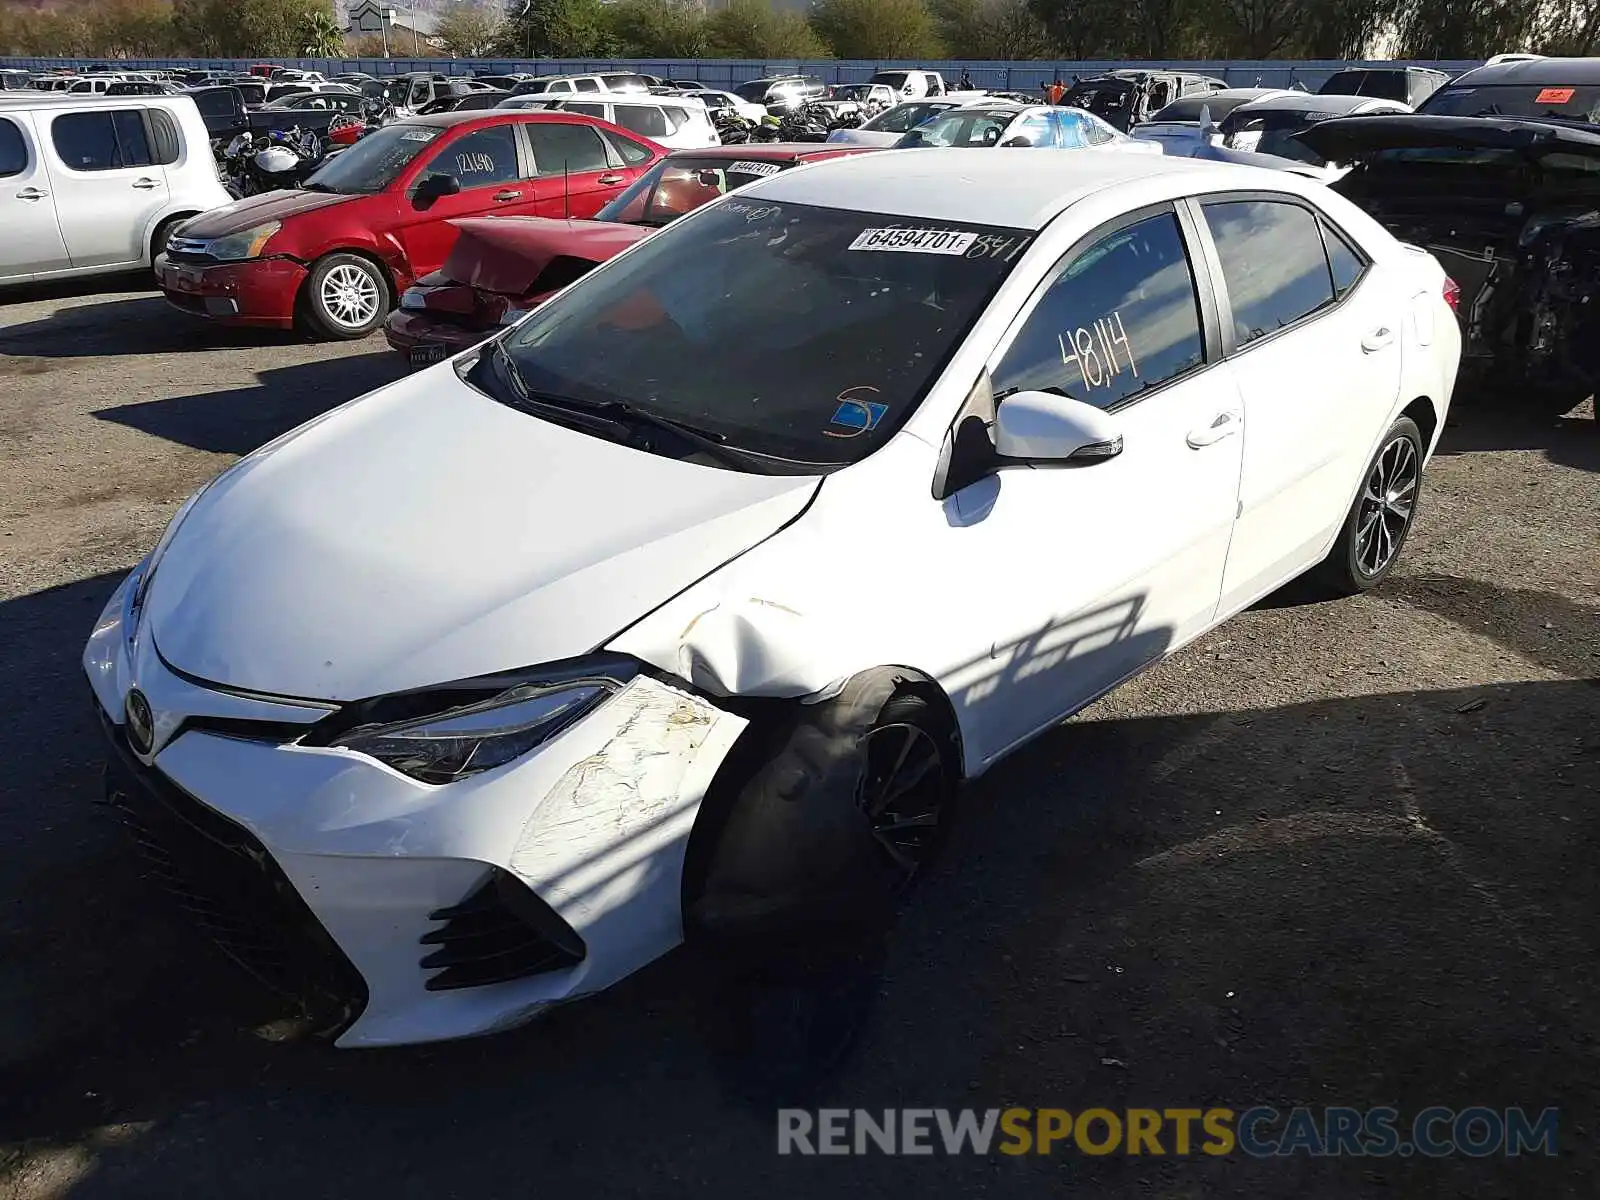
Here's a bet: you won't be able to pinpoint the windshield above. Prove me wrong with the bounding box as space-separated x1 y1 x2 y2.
896 109 1015 148
1420 83 1600 124
490 200 1032 468
1149 94 1259 123
304 123 441 194
862 101 950 133
1221 112 1333 163
596 157 800 227
1320 71 1409 101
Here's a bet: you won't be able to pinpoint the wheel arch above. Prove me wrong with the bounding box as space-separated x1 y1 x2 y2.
1400 394 1439 459
298 245 399 310
146 209 202 264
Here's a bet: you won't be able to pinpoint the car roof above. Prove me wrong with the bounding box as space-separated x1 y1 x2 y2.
396 109 621 132
1447 56 1600 86
1231 92 1404 115
740 148 1240 230
0 92 199 109
664 142 871 162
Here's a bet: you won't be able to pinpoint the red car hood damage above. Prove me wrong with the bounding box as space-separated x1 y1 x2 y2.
177 188 360 238
440 217 650 295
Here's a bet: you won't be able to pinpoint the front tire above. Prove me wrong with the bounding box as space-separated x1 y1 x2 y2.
301 252 389 340
1315 415 1424 596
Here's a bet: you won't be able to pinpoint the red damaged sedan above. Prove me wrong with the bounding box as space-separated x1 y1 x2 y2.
155 110 665 339
385 143 873 367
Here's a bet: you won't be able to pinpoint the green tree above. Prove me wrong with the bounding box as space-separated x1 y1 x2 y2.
88 0 176 57
499 0 617 57
435 1 506 55
811 0 942 58
707 0 829 57
607 0 711 57
300 6 347 55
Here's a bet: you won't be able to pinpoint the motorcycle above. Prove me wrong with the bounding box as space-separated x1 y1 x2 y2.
715 112 781 145
221 126 325 198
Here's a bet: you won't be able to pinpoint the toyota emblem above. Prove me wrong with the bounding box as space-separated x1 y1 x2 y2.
125 689 155 756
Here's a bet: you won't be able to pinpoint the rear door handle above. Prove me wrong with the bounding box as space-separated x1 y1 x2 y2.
15 186 48 201
1361 326 1394 352
493 189 523 201
1186 410 1240 449
598 174 625 185
132 177 161 190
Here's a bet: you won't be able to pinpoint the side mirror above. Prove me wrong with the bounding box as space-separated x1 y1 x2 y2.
413 172 460 205
994 390 1123 464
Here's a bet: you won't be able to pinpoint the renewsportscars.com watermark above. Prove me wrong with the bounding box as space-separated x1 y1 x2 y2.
777 1106 1559 1158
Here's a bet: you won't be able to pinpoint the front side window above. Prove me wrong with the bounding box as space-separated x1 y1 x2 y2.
193 89 236 117
863 102 947 133
1006 114 1056 147
50 110 152 171
563 102 607 120
492 201 1033 467
528 121 611 175
428 124 518 188
1203 199 1336 346
992 211 1204 410
0 118 27 177
604 131 655 165
575 78 601 92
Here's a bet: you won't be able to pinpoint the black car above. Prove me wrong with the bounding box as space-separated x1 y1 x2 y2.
1302 113 1600 400
1419 56 1600 124
105 81 184 96
1318 66 1450 108
415 89 507 115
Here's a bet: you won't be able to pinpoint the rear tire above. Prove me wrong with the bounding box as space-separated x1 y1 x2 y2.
1313 415 1424 596
300 252 389 340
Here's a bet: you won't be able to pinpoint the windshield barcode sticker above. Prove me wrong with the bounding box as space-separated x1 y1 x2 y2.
728 160 784 177
849 227 979 255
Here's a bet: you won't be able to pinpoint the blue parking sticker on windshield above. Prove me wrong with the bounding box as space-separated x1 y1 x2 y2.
825 390 889 438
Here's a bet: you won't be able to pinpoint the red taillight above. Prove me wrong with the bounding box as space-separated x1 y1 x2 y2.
1442 276 1461 312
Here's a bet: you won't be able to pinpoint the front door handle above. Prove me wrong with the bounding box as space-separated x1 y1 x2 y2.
493 189 523 201
132 177 161 190
1361 326 1394 352
598 173 625 185
15 186 48 201
1186 410 1240 449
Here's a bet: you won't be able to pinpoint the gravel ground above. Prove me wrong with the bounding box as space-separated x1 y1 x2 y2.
1 279 1596 1200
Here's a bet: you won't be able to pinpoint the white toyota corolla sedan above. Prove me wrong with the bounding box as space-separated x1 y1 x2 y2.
85 151 1461 1048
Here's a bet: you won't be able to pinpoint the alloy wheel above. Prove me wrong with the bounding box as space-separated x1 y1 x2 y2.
319 262 381 329
1355 434 1418 577
857 722 947 884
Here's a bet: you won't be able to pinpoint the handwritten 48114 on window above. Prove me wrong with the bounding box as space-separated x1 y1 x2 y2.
1059 311 1139 392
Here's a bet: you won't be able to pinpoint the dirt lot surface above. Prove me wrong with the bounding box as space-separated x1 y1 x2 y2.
1 279 1596 1199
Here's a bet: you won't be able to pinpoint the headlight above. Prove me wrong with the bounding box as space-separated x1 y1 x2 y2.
324 663 637 785
206 221 281 261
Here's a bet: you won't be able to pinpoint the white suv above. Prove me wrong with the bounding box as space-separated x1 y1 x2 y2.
0 94 231 285
501 93 720 149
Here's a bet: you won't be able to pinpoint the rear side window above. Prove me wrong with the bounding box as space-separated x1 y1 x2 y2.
528 121 610 175
193 89 236 117
1203 199 1335 346
615 105 670 139
149 109 180 165
575 78 601 92
604 131 654 165
565 102 607 120
52 110 153 171
1322 221 1367 297
992 211 1205 410
0 118 27 177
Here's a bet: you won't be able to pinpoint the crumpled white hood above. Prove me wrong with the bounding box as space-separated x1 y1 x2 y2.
144 367 817 701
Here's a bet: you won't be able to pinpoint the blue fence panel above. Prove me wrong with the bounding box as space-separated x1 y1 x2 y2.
2 54 1480 91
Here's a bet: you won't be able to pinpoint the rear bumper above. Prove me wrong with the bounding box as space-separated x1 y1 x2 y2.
384 308 497 361
155 254 306 328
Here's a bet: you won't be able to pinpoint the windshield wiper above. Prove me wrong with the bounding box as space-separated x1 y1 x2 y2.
483 342 766 469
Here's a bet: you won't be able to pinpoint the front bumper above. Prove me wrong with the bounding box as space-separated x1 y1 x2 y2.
155 254 306 328
85 572 747 1047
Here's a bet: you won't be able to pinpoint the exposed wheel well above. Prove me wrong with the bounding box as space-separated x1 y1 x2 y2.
1401 396 1438 454
149 212 197 263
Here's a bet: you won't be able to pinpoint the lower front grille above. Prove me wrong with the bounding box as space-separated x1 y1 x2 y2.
421 867 586 991
162 290 206 312
98 711 368 1036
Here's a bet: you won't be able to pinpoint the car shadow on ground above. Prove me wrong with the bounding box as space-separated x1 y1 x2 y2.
0 293 305 359
0 563 1594 1198
1439 390 1598 473
90 350 407 457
